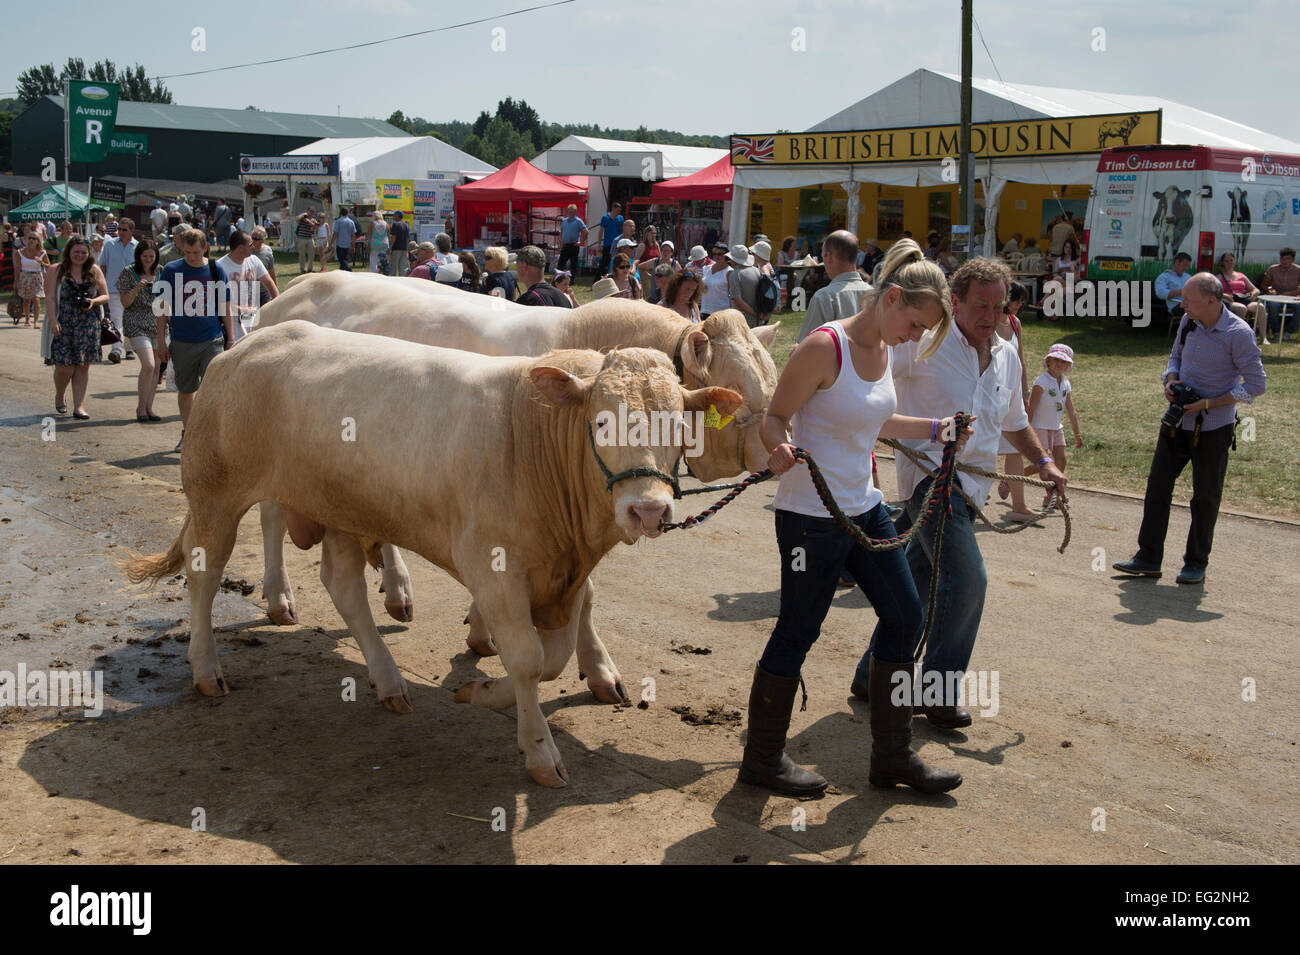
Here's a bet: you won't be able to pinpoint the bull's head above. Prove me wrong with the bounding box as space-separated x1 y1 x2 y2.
530 348 741 543
674 310 779 481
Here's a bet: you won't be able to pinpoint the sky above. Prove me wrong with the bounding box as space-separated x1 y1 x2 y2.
6 0 1297 145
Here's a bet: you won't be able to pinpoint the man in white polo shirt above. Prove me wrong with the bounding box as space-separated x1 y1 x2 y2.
862 257 1067 729
98 217 138 363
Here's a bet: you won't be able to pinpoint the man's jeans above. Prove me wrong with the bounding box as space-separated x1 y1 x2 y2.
1265 300 1299 336
865 476 987 694
336 246 353 271
760 504 923 680
1136 422 1233 570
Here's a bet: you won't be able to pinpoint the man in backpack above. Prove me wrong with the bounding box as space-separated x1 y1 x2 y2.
725 244 766 329
406 242 439 280
514 245 571 307
749 240 780 323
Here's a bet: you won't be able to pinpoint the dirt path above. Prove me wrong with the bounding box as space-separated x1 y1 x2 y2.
1 322 1296 864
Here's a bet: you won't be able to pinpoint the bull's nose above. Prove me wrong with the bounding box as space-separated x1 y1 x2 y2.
630 501 669 534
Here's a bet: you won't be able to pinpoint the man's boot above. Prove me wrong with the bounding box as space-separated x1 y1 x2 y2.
868 657 962 794
738 665 828 797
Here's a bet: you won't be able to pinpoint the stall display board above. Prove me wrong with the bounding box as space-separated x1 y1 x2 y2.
413 177 457 243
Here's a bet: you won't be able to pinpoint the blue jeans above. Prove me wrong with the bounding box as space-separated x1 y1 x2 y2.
336 246 353 271
760 504 923 680
865 477 986 693
1265 301 1298 336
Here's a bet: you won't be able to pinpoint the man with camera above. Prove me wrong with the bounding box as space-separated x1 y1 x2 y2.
1114 273 1266 585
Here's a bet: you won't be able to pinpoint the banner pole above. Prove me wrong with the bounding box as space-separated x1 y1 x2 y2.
63 78 71 226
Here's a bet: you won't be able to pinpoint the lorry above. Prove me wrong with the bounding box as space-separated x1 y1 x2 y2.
1083 145 1300 285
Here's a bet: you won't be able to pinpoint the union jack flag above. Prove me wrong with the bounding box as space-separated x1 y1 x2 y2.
731 136 775 163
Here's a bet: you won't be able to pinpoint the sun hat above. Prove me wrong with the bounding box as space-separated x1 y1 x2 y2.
726 243 753 267
614 237 637 250
749 240 772 261
661 240 675 251
688 245 708 263
591 277 620 299
1044 343 1075 367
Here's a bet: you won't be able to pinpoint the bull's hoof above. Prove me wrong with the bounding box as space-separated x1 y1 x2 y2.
454 679 488 704
528 760 569 788
384 600 414 623
380 691 414 713
588 678 630 705
194 676 229 697
267 605 297 626
465 632 498 656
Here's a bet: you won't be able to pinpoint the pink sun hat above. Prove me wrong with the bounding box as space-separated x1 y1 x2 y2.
1044 343 1074 368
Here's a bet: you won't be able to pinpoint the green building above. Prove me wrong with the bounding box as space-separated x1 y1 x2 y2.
11 96 404 183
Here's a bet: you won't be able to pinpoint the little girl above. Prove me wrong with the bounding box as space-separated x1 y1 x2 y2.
553 270 579 308
1028 343 1082 507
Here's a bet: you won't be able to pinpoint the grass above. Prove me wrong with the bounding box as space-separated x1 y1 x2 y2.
8 252 1297 517
761 305 1299 519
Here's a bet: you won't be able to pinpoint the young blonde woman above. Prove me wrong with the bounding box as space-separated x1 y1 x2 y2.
16 230 50 326
742 238 968 797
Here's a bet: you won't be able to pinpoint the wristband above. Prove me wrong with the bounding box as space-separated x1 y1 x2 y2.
1036 455 1053 470
1204 399 1210 412
930 418 939 442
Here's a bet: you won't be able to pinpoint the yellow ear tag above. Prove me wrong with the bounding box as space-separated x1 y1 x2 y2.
705 404 734 430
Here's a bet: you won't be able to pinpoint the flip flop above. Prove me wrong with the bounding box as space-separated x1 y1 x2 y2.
56 404 68 415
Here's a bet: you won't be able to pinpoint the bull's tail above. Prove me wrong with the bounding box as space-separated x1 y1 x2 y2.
123 513 191 587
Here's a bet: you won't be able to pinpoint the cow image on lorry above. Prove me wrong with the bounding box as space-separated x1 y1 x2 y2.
1084 145 1300 295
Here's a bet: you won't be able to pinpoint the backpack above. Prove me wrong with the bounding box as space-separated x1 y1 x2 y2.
753 271 779 320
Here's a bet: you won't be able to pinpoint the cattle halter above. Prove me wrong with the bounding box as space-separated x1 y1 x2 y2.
586 420 682 497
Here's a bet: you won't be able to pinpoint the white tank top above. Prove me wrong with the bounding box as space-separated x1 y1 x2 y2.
773 321 896 518
19 250 43 272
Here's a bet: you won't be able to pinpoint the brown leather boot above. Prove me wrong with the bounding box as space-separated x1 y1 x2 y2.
868 657 962 794
738 665 828 797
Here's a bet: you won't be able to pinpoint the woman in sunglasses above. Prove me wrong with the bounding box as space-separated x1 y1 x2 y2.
605 252 642 300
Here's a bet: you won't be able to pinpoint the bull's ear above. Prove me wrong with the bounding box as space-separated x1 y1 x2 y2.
682 386 743 418
752 324 779 350
680 329 712 381
530 366 590 406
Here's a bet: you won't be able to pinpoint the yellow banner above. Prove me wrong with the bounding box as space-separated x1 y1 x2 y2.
730 111 1161 165
376 179 414 215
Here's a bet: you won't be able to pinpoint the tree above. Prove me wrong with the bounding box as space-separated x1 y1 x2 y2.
497 97 542 146
462 116 534 168
471 110 492 138
14 58 171 106
386 109 414 133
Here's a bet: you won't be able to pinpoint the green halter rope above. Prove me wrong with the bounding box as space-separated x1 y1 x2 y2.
586 420 683 498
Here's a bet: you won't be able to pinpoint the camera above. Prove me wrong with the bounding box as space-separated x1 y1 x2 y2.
1161 381 1202 431
68 289 92 310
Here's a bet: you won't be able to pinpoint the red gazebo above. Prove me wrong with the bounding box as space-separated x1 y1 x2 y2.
454 158 587 248
649 154 733 201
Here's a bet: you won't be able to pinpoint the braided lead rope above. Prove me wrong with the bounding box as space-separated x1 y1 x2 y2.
880 440 1072 555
